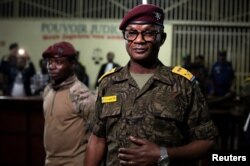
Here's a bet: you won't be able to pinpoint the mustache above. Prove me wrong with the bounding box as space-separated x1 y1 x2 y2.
132 44 148 48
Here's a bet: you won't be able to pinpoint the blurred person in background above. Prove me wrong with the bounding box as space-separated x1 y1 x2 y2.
95 51 120 88
74 51 89 87
31 59 49 96
0 43 19 95
181 54 191 69
193 55 209 96
0 43 36 96
209 50 235 98
2 43 19 66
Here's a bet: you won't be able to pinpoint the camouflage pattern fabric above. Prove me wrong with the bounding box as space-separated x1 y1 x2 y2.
92 61 218 166
43 75 96 166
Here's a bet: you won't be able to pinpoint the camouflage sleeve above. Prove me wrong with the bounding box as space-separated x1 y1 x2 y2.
91 84 107 138
43 84 51 99
187 82 219 140
70 82 97 129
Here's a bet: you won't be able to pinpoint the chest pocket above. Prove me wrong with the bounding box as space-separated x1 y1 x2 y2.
151 101 188 147
100 95 122 134
100 101 121 119
100 97 124 147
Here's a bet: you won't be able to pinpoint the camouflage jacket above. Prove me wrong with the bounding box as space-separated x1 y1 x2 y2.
43 75 96 165
92 62 218 166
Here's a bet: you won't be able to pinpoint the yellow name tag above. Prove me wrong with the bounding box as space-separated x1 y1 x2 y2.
102 96 117 103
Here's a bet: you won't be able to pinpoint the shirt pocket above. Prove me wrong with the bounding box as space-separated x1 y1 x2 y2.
151 102 186 147
100 100 122 118
100 98 122 137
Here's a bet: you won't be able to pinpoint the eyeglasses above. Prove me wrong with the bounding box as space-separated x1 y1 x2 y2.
122 30 162 42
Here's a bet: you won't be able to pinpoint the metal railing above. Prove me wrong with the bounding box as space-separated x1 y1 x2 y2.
172 25 250 94
0 0 249 23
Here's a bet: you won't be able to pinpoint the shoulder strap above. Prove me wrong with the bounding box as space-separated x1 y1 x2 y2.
98 67 117 83
172 66 195 82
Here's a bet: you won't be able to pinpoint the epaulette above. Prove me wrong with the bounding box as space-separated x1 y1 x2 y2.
98 67 117 83
172 66 195 82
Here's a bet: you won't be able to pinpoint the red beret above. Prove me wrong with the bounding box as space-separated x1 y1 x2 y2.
42 41 76 58
119 4 164 30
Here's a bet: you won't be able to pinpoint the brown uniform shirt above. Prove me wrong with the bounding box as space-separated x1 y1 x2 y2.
92 62 218 166
43 75 96 166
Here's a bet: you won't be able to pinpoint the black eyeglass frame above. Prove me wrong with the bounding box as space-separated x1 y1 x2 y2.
122 30 163 42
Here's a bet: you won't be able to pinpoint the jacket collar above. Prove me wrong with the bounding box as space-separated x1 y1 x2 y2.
112 61 174 85
51 74 76 90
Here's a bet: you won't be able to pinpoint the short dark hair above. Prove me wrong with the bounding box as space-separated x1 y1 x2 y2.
218 51 227 57
195 55 204 60
67 55 77 62
9 43 19 50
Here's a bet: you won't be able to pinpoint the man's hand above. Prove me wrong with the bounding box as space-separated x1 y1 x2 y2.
118 136 160 166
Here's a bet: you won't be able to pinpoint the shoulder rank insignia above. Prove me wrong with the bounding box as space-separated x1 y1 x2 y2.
172 66 195 82
98 68 117 83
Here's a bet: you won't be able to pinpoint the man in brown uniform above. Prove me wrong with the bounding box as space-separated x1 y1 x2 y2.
42 41 96 166
85 4 218 166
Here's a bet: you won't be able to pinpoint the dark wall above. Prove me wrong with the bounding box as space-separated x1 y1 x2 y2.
0 96 45 166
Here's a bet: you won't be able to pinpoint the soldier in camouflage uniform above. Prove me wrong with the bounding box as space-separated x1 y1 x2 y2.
85 4 218 166
42 41 96 166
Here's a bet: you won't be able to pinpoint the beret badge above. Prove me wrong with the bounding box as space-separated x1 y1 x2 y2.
57 47 64 54
154 12 161 20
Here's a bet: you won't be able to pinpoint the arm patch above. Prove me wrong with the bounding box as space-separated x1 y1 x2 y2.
172 66 195 82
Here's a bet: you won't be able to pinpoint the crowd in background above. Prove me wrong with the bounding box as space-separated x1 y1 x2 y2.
181 51 235 100
181 51 250 151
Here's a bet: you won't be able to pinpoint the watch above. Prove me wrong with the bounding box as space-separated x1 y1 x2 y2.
158 146 169 166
